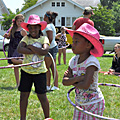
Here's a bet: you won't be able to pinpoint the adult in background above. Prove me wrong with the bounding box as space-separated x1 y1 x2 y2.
104 43 120 75
42 11 59 91
56 26 67 65
72 7 94 30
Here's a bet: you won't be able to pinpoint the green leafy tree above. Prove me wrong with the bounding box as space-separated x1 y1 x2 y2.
100 0 118 9
91 4 115 36
21 0 37 11
112 1 120 33
0 9 15 31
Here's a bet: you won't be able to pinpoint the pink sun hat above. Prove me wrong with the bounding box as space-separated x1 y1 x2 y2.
21 14 47 31
65 23 104 57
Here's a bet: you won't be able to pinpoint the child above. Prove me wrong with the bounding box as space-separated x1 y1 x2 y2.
104 43 120 75
43 11 59 90
17 14 50 120
56 26 67 65
62 23 105 120
4 14 27 87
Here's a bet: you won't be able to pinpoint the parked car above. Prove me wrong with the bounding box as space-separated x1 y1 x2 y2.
99 35 120 53
0 35 10 51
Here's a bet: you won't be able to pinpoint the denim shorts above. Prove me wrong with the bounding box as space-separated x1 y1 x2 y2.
18 69 47 94
45 45 58 59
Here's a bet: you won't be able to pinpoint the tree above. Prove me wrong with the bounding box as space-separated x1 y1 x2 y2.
21 0 37 11
112 1 120 33
91 4 115 36
100 0 118 9
0 9 15 31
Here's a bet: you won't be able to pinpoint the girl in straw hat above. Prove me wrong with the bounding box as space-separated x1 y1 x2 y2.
62 23 105 120
17 14 50 119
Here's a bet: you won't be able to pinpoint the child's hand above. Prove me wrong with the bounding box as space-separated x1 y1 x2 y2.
27 45 33 48
104 69 115 75
104 72 108 75
64 70 73 78
3 33 9 39
109 69 115 75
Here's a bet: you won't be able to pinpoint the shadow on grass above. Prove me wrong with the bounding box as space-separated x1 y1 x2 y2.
0 86 16 90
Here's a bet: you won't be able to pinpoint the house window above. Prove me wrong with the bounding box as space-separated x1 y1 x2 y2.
72 17 76 24
57 2 60 7
61 2 65 7
52 2 55 7
51 2 65 7
66 17 71 26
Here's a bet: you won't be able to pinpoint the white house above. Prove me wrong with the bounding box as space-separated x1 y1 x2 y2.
21 0 100 31
0 0 10 35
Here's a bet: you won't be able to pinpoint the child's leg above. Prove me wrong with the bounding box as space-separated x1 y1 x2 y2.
51 62 58 87
14 67 19 86
45 57 52 87
58 49 62 65
62 48 66 64
37 93 49 118
12 58 22 86
20 92 30 120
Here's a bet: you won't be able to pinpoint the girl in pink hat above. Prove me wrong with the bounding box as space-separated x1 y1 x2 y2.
62 23 105 120
17 14 50 120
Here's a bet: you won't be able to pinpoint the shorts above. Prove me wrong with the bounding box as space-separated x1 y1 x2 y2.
73 99 105 120
18 69 47 94
45 45 58 59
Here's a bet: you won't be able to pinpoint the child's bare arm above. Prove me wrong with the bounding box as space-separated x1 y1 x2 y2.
17 42 34 54
55 33 61 39
62 67 84 86
27 43 49 56
73 65 97 89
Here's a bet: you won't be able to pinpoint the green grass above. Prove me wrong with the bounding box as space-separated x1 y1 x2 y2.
0 51 120 119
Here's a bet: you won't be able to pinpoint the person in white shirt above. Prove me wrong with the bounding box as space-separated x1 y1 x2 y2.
42 11 59 91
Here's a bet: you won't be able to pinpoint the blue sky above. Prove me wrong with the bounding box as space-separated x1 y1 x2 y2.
3 0 25 13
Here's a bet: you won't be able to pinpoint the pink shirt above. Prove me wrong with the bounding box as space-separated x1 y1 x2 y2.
73 17 94 30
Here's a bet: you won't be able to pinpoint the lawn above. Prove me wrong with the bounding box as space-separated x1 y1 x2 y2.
0 51 120 120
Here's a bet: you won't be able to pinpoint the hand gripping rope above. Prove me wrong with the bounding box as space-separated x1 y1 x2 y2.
67 84 120 120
